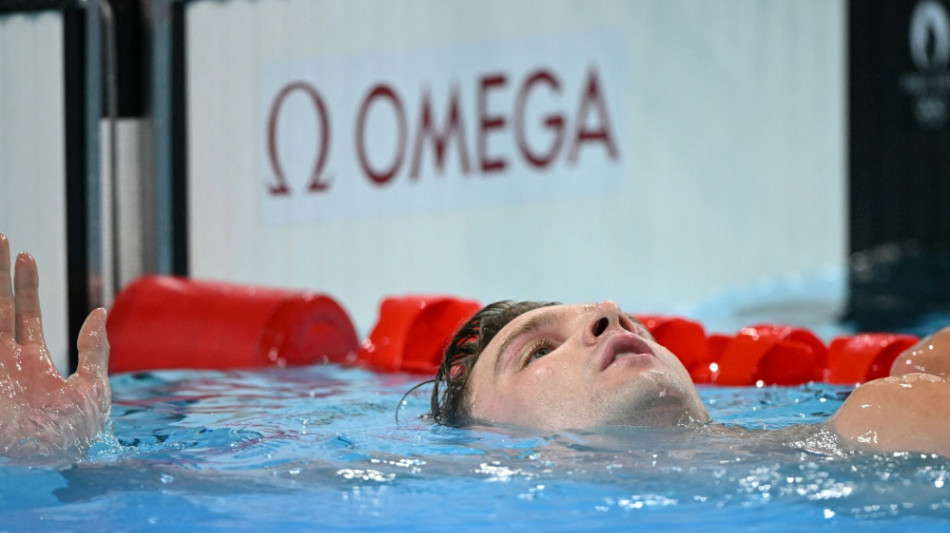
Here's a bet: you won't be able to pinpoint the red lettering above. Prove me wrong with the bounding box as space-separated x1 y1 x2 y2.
514 69 565 169
477 73 508 174
266 81 331 195
568 67 619 163
409 87 470 179
356 84 407 186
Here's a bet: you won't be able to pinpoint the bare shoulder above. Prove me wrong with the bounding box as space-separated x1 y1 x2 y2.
830 373 950 457
891 326 950 377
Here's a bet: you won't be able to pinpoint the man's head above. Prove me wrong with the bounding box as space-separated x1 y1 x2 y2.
431 300 710 430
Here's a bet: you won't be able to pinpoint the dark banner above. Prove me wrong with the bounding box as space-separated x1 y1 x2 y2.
848 0 950 329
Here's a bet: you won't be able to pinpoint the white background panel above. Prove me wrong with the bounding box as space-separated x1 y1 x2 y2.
187 0 845 336
0 12 69 371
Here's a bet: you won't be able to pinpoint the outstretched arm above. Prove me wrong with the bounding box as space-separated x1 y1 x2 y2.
0 234 111 459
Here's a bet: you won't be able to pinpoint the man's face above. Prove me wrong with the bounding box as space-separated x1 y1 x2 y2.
466 301 710 430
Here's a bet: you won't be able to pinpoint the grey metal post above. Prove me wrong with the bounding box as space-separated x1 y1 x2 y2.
84 0 103 309
151 0 173 275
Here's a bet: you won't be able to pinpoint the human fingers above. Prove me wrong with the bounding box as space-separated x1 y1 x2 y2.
13 252 46 347
76 308 110 381
0 234 13 338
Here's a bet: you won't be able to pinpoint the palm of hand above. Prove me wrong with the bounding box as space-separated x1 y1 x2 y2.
0 235 110 459
0 335 109 455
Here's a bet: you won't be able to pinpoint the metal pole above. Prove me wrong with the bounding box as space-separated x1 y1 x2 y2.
151 0 173 275
84 0 103 309
101 0 119 306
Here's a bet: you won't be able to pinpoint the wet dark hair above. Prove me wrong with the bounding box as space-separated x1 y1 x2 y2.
428 300 558 426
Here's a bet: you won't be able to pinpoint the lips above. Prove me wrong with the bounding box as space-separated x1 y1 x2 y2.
600 333 656 371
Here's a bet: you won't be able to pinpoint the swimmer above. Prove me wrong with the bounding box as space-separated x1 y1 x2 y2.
429 301 950 457
0 233 947 459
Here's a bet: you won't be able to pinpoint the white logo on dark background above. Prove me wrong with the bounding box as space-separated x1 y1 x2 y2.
901 0 950 128
910 0 950 70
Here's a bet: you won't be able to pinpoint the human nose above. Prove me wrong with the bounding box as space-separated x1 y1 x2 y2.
582 301 637 345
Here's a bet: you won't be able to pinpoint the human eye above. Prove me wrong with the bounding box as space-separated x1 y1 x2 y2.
523 340 557 366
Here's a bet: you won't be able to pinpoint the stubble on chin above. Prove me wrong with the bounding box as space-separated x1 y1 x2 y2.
590 369 702 427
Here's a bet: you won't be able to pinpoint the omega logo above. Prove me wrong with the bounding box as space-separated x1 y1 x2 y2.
266 81 332 195
264 66 619 195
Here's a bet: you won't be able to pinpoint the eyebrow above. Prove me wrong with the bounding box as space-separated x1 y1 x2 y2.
493 310 561 374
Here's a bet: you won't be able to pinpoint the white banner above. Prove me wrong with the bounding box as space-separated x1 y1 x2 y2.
258 33 628 225
189 0 845 333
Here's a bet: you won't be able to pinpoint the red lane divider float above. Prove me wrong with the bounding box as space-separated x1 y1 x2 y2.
106 278 922 385
634 318 920 386
712 325 828 386
107 276 359 373
824 333 920 384
358 296 482 374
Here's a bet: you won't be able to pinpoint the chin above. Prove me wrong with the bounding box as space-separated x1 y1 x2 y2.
598 371 706 427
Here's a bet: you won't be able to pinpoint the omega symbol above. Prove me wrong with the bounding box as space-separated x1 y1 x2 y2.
265 81 332 195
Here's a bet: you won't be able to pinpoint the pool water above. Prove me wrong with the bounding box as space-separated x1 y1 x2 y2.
0 364 947 532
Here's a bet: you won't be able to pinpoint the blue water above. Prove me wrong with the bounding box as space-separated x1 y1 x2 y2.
0 364 947 532
2 271 949 531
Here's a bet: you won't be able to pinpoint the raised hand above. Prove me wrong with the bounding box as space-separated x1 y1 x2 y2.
0 234 111 459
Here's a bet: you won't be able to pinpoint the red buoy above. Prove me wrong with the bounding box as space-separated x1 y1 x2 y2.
824 333 919 384
713 324 827 386
358 296 482 374
107 276 359 373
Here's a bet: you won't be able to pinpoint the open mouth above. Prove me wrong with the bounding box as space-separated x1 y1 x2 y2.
600 333 656 371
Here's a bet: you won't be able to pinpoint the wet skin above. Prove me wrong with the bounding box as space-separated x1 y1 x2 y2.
466 301 711 431
0 234 110 458
465 300 950 458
